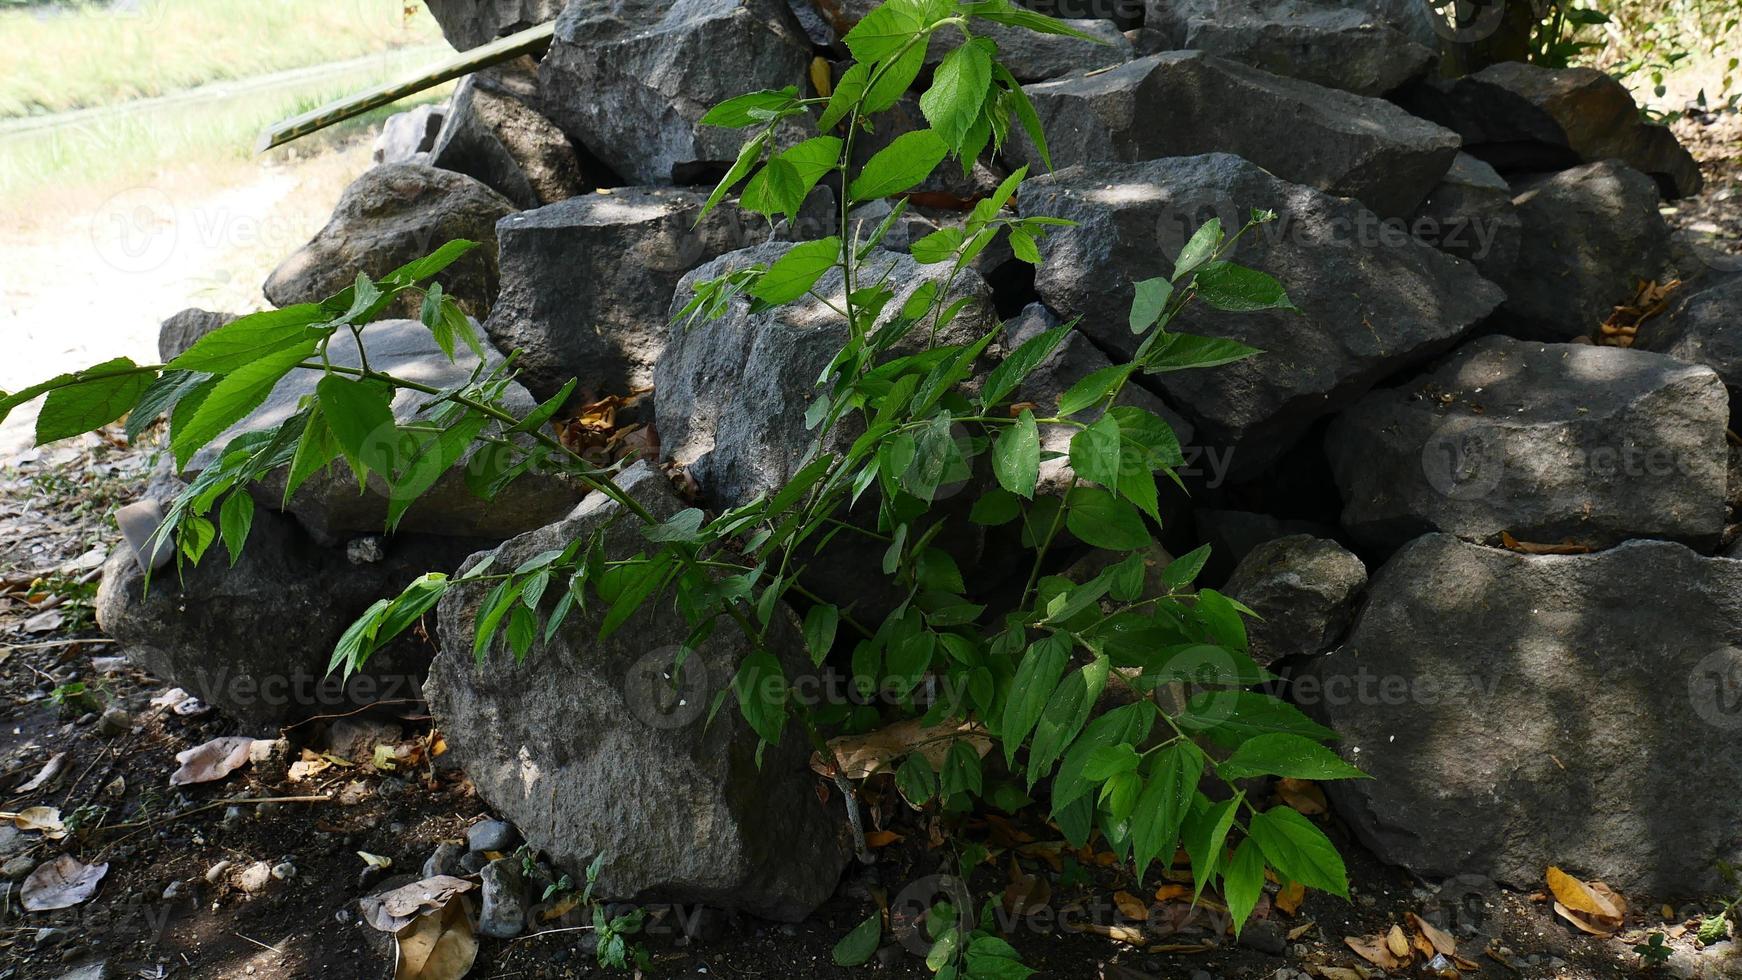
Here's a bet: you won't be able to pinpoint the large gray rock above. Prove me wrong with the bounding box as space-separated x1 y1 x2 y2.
373 104 445 166
158 309 236 363
657 243 998 511
1303 533 1742 897
485 187 800 401
1326 335 1727 552
1635 274 1742 416
263 164 515 319
1021 154 1504 474
1406 152 1521 284
1141 0 1434 96
1495 160 1674 341
430 69 588 210
188 320 583 542
1222 534 1365 664
1395 61 1703 199
426 464 850 920
423 0 563 50
96 493 477 732
1007 51 1461 218
539 0 811 184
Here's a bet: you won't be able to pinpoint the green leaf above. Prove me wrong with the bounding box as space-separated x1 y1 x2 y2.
1064 487 1150 551
1172 218 1222 282
1178 691 1335 748
36 357 151 444
751 237 841 305
379 239 479 288
803 603 840 666
1129 277 1174 334
849 129 948 203
125 369 209 442
733 650 789 744
1223 837 1267 935
832 914 883 967
970 488 1021 525
999 634 1069 761
866 40 929 113
1162 543 1211 590
1218 733 1366 782
896 752 938 806
1193 261 1299 312
981 325 1069 411
1068 415 1121 488
1248 806 1349 898
700 129 768 221
819 62 869 131
921 40 993 153
942 740 983 799
315 375 396 477
217 489 255 564
743 136 842 219
1057 363 1134 416
167 305 326 374
1131 741 1202 881
992 410 1040 498
1143 332 1262 374
968 0 1103 40
171 341 315 468
911 227 966 265
1081 744 1139 781
1026 658 1106 785
843 0 925 63
995 64 1048 170
701 86 799 127
1182 793 1241 899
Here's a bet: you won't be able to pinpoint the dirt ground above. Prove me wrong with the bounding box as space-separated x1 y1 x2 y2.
1 110 1740 980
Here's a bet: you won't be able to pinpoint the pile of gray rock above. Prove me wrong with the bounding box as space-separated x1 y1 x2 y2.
96 0 1742 937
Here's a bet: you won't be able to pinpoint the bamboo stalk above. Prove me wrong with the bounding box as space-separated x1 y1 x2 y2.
254 20 556 153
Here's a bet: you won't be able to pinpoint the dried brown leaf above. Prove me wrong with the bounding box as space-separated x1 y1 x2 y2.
21 854 109 911
169 736 259 786
361 876 478 933
394 894 477 980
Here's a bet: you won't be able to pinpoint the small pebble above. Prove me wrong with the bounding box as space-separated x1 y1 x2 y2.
161 881 185 901
466 819 520 854
204 860 234 884
271 861 297 881
478 857 528 939
97 707 131 736
236 861 273 894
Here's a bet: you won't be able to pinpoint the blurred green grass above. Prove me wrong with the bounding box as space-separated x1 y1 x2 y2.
0 0 443 118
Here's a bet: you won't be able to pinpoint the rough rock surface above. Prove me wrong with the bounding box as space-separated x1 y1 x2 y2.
374 104 444 166
1326 335 1728 552
430 70 588 209
539 0 811 184
1142 0 1434 96
1495 160 1674 341
1396 61 1703 199
485 187 800 400
1407 152 1522 283
425 464 850 920
263 164 514 318
656 243 998 511
1304 533 1742 897
1222 534 1366 663
96 493 478 732
423 0 563 49
187 319 582 542
1635 273 1742 416
1194 509 1337 579
1007 51 1461 218
1021 154 1504 473
157 309 236 362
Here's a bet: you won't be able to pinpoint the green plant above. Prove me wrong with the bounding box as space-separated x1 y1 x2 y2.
0 1 1365 972
1635 930 1673 967
581 854 648 971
